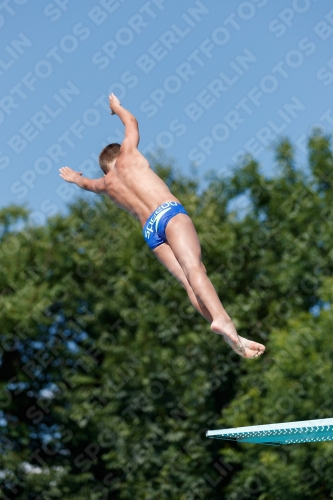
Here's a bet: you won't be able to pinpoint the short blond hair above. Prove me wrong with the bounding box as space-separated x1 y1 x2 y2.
99 143 121 173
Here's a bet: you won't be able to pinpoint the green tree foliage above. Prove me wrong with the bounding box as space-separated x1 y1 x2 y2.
220 279 333 500
0 133 333 499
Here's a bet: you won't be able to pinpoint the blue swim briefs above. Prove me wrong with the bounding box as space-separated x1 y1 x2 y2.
143 201 188 250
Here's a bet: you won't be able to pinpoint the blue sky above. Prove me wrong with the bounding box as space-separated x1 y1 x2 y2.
1 0 333 223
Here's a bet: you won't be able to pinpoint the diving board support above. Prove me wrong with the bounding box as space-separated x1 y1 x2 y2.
206 418 333 445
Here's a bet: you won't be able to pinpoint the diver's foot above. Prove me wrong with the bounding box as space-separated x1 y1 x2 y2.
230 335 265 358
211 319 265 359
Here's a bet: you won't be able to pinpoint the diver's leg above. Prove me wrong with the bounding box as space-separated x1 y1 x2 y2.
165 214 265 359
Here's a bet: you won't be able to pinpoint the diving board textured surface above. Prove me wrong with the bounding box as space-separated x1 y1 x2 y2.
206 418 333 445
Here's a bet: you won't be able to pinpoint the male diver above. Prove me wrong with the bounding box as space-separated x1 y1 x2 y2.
59 93 265 359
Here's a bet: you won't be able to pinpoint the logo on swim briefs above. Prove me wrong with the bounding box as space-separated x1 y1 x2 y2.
144 201 178 238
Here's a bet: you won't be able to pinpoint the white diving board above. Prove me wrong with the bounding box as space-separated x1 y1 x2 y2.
206 418 333 445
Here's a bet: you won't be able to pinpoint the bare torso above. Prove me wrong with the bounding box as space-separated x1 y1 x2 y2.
103 149 181 226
